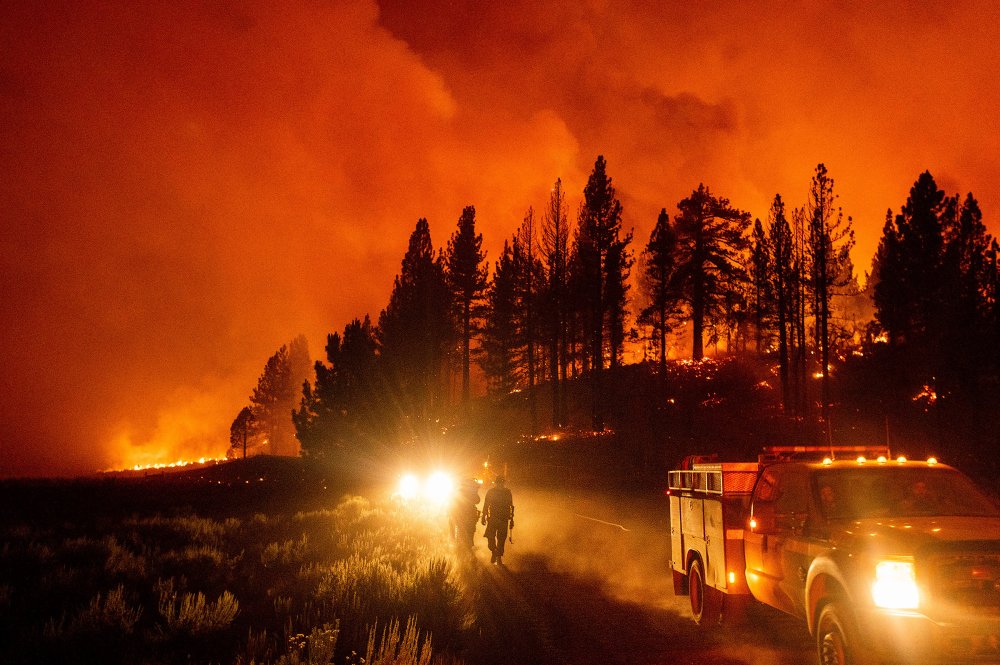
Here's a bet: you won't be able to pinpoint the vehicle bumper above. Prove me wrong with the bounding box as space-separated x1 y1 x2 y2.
857 607 1000 663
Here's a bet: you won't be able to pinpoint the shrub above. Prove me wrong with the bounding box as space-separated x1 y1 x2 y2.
162 543 228 567
46 584 143 638
104 536 147 578
277 622 340 665
366 616 432 665
158 589 239 635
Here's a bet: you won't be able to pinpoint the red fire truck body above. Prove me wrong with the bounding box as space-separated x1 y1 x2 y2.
668 447 1000 665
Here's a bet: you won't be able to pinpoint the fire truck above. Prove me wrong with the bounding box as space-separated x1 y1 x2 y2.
668 446 1000 665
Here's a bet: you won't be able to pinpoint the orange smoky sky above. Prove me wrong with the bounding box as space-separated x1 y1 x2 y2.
2 0 998 477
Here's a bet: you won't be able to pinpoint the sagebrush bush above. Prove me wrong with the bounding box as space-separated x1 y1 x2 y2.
260 534 310 568
104 536 147 578
366 616 432 665
158 589 239 635
276 621 340 665
162 543 229 567
46 584 143 638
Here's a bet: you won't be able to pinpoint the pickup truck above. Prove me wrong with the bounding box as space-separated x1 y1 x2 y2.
668 446 1000 665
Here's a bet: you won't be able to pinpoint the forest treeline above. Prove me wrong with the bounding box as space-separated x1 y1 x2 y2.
229 158 1000 464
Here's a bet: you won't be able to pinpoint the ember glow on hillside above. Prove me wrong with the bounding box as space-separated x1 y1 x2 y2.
2 0 999 477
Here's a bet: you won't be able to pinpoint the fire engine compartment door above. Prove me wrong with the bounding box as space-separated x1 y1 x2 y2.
669 495 682 571
704 498 726 589
675 495 727 590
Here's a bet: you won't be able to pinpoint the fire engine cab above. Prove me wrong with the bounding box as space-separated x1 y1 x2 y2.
668 446 1000 665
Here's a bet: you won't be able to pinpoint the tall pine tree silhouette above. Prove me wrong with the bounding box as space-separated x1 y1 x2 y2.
639 208 681 375
575 156 626 428
672 184 751 360
445 206 488 404
377 219 453 433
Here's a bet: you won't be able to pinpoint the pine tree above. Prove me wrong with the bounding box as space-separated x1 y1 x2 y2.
294 317 379 457
806 164 855 426
605 232 633 368
942 193 993 392
750 218 771 354
576 155 627 428
790 206 810 416
639 208 681 374
872 209 905 345
672 184 751 360
445 206 488 404
231 335 310 455
377 219 453 431
229 407 256 459
766 196 794 411
988 240 1000 374
541 178 571 427
480 240 520 394
515 208 545 432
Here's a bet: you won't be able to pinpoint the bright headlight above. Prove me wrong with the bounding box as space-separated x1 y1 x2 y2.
397 473 420 501
424 471 455 505
872 560 919 609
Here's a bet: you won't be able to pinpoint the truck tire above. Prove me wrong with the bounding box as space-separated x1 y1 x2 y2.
688 558 721 626
815 602 872 665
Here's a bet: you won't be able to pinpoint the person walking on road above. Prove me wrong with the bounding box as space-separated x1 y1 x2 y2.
481 475 514 565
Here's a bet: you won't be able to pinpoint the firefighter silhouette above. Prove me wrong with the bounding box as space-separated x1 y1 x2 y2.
450 478 481 548
481 475 514 565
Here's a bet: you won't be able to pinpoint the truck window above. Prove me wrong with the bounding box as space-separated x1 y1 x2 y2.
811 467 999 519
775 469 809 515
749 469 779 531
751 466 810 532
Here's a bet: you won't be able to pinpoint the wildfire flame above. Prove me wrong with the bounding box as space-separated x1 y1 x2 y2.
913 384 938 407
124 457 226 472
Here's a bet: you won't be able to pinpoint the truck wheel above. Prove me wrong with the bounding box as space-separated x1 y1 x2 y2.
688 559 721 626
816 602 871 665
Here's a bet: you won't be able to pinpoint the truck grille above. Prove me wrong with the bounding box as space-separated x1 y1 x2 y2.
924 544 1000 615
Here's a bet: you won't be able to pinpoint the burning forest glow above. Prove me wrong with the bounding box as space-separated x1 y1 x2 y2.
113 457 226 473
913 384 939 406
2 1 1000 477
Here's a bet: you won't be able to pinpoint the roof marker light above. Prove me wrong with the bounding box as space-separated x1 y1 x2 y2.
877 456 887 464
857 456 867 464
927 457 938 465
823 457 833 466
897 456 907 464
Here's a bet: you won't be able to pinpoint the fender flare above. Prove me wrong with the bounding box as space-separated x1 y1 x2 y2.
805 555 856 635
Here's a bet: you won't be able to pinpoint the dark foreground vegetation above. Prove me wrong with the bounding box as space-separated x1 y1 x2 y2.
0 457 474 665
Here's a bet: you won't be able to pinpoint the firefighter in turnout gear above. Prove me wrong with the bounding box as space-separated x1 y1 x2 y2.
481 475 514 564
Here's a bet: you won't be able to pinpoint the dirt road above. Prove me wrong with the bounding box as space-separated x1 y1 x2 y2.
459 486 816 665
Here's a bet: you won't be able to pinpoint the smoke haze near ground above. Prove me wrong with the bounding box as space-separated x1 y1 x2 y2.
3 0 1000 476
468 483 815 664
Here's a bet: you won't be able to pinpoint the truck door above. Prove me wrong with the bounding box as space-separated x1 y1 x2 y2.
745 465 809 616
773 468 811 618
745 468 781 606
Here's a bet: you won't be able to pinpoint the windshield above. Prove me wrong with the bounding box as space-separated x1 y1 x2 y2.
811 467 1000 520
